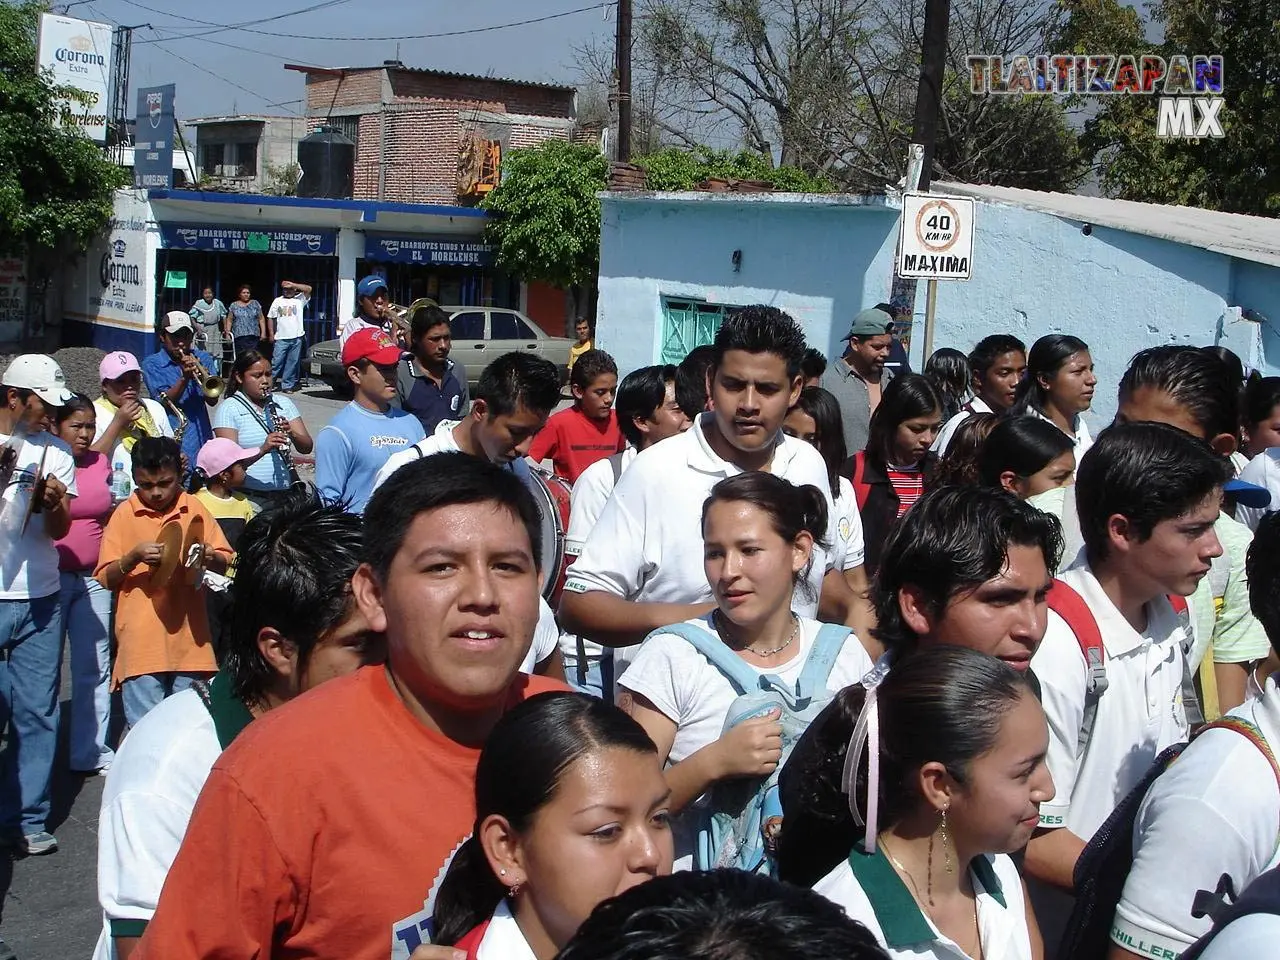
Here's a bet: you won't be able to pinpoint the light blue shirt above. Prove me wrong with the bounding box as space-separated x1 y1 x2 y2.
212 392 302 492
315 402 426 513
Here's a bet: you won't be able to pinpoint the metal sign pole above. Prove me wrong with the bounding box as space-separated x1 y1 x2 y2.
923 279 939 360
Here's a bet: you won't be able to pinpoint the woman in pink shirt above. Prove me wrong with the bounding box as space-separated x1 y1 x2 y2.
54 394 116 775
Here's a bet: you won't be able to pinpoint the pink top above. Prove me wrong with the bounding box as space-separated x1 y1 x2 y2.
56 452 113 572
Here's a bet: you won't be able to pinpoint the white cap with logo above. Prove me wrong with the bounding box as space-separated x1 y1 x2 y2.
1 354 74 407
163 311 194 334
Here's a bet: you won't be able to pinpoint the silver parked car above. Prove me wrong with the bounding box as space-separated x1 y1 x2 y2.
307 305 573 395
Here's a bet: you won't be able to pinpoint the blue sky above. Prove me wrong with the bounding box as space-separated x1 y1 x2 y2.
64 0 614 119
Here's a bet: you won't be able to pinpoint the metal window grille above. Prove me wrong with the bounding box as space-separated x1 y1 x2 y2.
659 297 731 364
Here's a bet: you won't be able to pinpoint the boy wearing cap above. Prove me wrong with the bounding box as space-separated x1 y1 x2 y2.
339 275 394 349
0 354 77 856
820 306 896 456
95 436 231 728
315 328 424 514
93 351 174 487
141 312 219 473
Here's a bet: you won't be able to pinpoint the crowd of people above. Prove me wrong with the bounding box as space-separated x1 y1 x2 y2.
2 290 1280 960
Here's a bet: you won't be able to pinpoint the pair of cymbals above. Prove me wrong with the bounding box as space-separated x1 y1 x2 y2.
151 515 205 588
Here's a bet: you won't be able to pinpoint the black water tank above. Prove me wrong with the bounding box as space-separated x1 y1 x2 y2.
297 126 355 199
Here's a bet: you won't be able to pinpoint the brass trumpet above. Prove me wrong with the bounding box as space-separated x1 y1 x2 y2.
184 350 226 400
385 298 438 343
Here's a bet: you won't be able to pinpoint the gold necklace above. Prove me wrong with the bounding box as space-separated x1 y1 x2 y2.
713 609 798 657
880 839 983 959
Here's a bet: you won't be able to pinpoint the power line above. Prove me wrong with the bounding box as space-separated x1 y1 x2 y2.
131 1 615 43
121 0 358 43
147 34 306 116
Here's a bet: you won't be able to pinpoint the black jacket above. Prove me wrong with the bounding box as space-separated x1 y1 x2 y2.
842 450 939 576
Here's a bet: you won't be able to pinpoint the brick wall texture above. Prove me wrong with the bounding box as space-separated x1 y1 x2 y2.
306 68 576 204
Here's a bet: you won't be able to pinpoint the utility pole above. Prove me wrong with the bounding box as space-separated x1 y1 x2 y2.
909 0 950 191
907 0 951 360
616 0 632 162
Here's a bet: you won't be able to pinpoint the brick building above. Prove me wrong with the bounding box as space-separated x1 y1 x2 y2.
289 60 577 206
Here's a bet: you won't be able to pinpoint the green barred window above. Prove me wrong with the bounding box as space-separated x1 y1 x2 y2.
659 297 734 364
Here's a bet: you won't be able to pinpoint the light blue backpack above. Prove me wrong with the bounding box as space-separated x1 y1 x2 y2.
653 620 852 875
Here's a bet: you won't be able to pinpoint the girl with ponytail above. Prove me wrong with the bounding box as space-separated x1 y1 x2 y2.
776 646 1053 960
432 691 673 958
617 472 877 868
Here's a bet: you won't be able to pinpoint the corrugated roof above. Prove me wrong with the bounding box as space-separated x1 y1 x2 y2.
934 181 1280 269
311 63 575 93
186 115 297 125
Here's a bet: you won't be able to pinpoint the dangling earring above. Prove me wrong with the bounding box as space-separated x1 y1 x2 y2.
941 806 954 875
509 878 523 898
926 831 935 907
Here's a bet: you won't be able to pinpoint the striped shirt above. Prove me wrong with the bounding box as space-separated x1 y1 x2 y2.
886 465 924 517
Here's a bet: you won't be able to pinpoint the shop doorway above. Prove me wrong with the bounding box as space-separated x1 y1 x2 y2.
356 260 519 311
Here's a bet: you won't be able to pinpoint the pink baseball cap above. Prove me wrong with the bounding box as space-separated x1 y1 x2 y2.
196 437 258 477
99 351 142 382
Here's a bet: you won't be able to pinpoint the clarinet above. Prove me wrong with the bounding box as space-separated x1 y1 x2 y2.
262 388 295 478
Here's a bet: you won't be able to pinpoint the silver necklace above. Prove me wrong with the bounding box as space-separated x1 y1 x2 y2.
713 609 798 657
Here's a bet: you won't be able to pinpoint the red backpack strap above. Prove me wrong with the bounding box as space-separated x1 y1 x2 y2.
851 451 871 511
1046 579 1109 757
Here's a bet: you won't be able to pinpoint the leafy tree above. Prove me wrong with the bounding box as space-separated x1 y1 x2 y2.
1069 0 1280 214
0 1 129 256
481 140 610 323
636 146 833 191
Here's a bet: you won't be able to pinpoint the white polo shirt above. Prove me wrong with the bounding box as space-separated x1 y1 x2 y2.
1031 563 1190 841
1111 674 1280 956
560 445 639 663
0 429 78 600
1236 449 1280 532
563 413 836 675
834 476 867 570
813 847 1033 960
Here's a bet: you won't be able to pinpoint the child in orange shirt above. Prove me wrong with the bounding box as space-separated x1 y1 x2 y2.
528 349 625 485
95 437 232 727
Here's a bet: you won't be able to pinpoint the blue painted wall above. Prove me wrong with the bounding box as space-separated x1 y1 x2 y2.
63 318 154 357
596 194 900 378
598 192 1279 428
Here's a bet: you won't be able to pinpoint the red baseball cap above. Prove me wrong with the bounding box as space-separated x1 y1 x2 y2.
341 327 403 367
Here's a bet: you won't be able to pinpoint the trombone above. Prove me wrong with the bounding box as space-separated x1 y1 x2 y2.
184 349 226 400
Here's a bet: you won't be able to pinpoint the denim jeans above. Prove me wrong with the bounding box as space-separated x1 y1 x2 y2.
233 335 260 358
0 593 64 835
271 336 304 390
59 571 114 772
121 671 215 728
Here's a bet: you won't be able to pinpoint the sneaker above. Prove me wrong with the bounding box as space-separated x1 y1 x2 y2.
21 831 57 856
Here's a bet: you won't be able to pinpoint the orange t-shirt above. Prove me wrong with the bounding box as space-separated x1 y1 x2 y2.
528 406 626 485
134 665 567 960
94 491 232 686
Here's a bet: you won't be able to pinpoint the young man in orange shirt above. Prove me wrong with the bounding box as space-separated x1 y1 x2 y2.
528 349 625 484
96 436 231 727
134 452 566 960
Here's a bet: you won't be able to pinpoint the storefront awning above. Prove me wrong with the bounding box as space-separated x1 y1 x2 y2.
159 223 338 256
363 234 494 267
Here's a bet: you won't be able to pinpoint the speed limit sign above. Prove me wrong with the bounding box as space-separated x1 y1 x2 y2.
897 193 975 280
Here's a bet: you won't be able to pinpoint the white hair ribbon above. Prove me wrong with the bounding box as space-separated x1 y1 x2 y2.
841 661 890 855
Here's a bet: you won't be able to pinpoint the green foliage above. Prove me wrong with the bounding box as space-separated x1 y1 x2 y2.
0 1 129 256
480 140 609 291
262 161 301 196
1073 0 1280 214
635 147 834 192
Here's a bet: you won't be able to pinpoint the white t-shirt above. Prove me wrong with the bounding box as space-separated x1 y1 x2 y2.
473 901 536 960
93 685 229 960
338 314 383 349
564 414 837 679
1031 407 1093 464
814 849 1034 960
92 397 175 484
373 418 462 492
560 445 639 662
1112 674 1280 955
267 293 309 340
1236 448 1280 532
0 430 78 599
618 615 872 764
519 598 561 674
932 396 994 456
833 476 866 570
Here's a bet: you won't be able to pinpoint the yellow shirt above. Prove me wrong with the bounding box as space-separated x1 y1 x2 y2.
568 339 594 372
194 488 258 555
95 492 232 685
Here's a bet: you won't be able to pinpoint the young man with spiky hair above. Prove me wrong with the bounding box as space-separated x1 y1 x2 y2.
560 305 872 688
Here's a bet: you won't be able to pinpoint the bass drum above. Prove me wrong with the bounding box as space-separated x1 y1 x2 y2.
527 467 573 604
